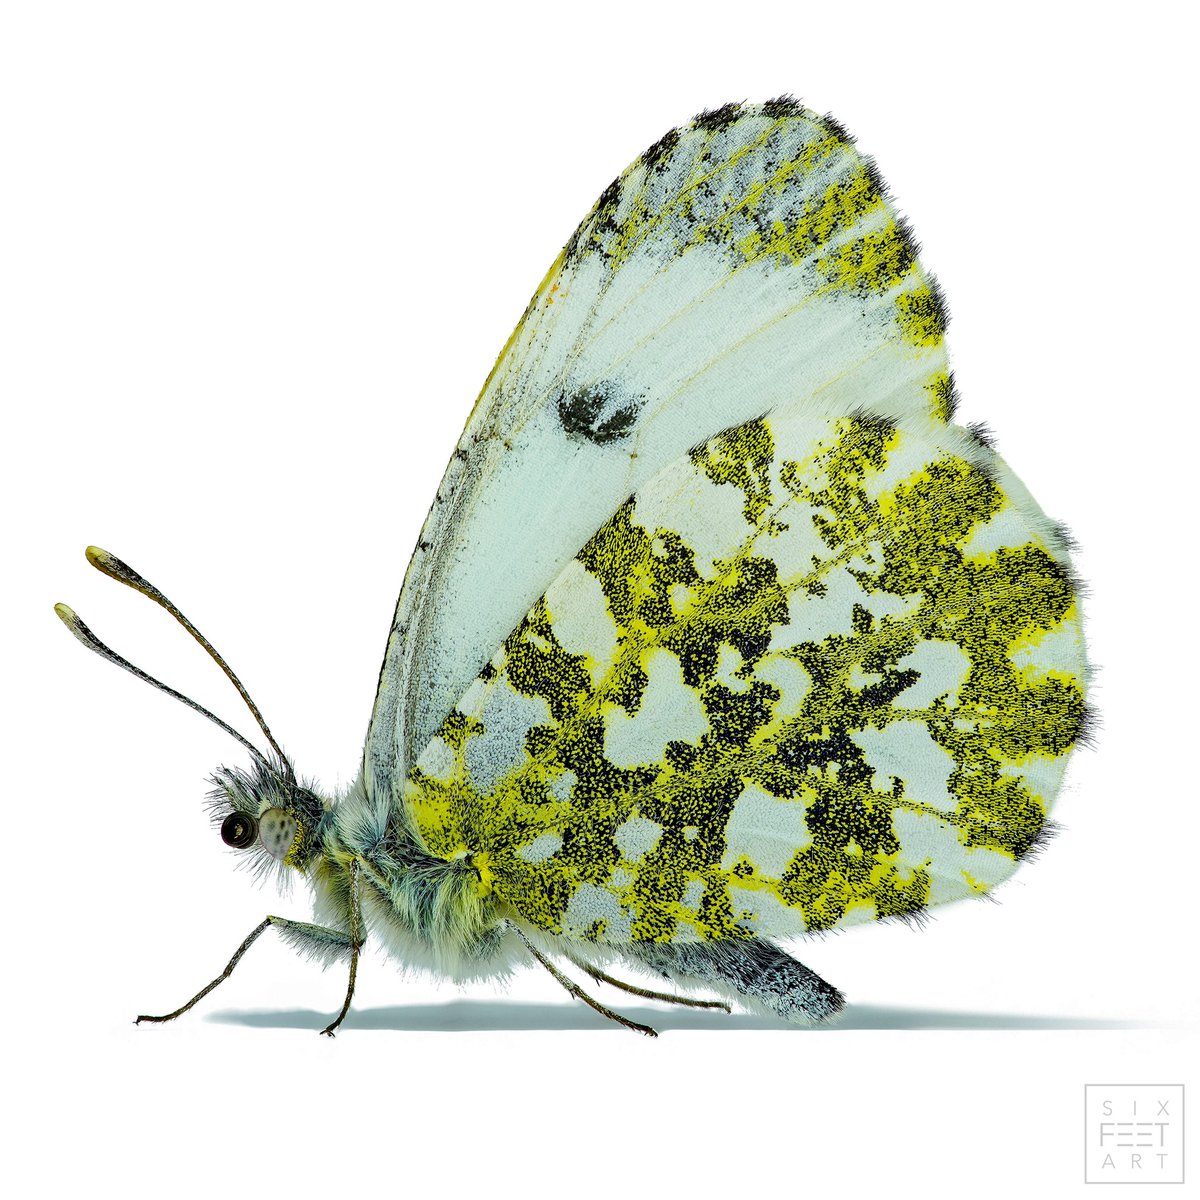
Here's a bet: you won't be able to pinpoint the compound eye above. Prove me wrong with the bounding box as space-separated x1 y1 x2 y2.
259 807 299 861
220 812 258 849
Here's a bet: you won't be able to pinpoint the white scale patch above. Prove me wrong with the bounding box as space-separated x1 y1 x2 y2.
455 676 490 720
754 655 812 718
890 809 1017 904
773 564 879 646
959 498 1037 557
893 640 973 709
669 582 695 615
516 833 563 864
547 769 577 803
762 501 831 573
633 469 749 581
464 685 552 795
563 883 633 941
859 427 944 503
1011 617 1085 680
713 644 749 692
719 783 811 876
418 735 456 783
860 588 916 623
613 815 663 862
998 754 1069 810
603 648 708 768
729 883 806 936
850 662 885 690
851 720 957 810
680 879 705 910
544 559 619 686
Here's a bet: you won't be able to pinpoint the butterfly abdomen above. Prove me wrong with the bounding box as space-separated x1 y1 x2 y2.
633 939 846 1023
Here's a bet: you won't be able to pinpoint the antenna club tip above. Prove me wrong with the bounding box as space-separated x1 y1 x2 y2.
55 603 92 644
84 544 152 593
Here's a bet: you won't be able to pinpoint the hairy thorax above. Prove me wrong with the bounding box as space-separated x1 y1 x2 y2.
311 773 517 983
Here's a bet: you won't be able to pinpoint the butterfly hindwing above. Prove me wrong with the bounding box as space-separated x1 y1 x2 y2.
404 412 1087 944
367 100 956 796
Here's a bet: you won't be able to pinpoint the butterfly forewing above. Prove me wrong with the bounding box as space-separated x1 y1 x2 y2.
366 100 955 795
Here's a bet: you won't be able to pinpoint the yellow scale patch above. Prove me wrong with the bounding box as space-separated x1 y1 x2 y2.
405 414 1087 944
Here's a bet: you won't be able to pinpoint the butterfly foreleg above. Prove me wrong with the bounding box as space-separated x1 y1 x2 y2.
629 939 846 1025
563 951 731 1014
512 927 658 1037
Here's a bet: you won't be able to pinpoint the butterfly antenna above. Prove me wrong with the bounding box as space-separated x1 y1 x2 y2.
76 546 295 784
54 602 276 776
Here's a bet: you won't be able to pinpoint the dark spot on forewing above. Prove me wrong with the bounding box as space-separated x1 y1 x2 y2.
556 383 641 444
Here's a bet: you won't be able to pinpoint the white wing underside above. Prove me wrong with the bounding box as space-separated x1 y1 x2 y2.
365 104 951 798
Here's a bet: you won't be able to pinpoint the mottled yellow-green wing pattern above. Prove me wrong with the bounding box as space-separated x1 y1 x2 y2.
404 412 1087 944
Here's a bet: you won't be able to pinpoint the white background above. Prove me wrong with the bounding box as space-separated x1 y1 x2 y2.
2 2 1195 1196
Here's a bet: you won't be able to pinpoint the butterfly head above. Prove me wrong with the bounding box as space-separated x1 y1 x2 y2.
209 758 327 881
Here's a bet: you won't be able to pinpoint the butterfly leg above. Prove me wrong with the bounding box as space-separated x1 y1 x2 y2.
135 909 362 1029
564 952 731 1013
630 940 845 1024
135 917 273 1026
320 860 363 1037
514 928 658 1037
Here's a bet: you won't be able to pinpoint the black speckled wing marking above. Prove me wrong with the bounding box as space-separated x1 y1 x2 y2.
404 412 1087 944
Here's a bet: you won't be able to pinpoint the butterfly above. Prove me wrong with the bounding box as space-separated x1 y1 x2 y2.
57 98 1089 1035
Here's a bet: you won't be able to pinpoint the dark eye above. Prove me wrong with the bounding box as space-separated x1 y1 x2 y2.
220 812 258 848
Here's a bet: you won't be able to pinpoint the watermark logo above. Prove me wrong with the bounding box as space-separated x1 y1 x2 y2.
1085 1085 1184 1184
